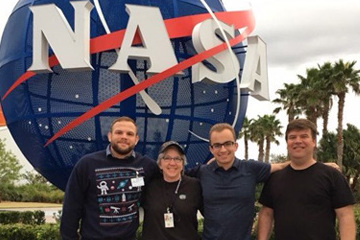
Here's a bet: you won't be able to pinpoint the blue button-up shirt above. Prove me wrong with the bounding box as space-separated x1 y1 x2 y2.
198 158 270 240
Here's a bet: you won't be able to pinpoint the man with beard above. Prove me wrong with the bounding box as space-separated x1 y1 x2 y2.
60 116 159 240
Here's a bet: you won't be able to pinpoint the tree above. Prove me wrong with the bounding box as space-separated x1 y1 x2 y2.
272 83 302 123
249 116 266 162
296 67 329 132
342 124 360 190
261 115 282 163
21 170 49 185
316 62 334 136
248 115 282 163
317 132 337 163
274 59 360 170
270 154 288 163
328 60 360 170
0 138 22 185
317 124 360 190
238 117 252 160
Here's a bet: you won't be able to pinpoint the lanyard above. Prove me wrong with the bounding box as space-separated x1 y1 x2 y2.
163 177 182 213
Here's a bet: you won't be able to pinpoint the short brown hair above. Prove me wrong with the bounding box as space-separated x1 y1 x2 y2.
285 119 317 141
209 123 236 144
109 116 137 133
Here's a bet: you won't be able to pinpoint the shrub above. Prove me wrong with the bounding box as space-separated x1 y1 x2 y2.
52 210 62 224
0 183 22 202
33 211 46 225
0 224 60 240
0 210 45 225
16 184 64 203
0 183 63 203
0 211 20 224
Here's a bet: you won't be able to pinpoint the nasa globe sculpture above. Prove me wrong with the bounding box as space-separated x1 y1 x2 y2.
0 0 256 190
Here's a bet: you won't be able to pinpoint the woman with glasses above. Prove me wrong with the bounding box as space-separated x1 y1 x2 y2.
141 141 203 240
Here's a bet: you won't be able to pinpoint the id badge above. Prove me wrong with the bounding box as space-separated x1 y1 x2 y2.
164 212 174 228
131 177 145 187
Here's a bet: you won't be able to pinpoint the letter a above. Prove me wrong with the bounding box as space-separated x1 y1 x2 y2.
109 5 180 75
240 36 269 101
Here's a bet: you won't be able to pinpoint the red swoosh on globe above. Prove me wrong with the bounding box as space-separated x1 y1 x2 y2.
44 11 254 146
0 10 255 145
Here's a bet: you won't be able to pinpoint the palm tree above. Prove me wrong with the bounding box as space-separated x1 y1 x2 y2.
248 115 282 163
272 83 302 123
237 117 252 160
329 60 360 170
296 67 332 132
261 115 283 163
249 116 265 162
316 62 334 136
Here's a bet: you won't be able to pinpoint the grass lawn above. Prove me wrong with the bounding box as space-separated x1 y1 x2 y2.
0 201 62 209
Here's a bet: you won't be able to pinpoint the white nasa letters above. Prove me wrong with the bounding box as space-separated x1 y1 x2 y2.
28 1 93 73
191 18 240 84
240 36 269 100
109 4 181 75
28 1 268 100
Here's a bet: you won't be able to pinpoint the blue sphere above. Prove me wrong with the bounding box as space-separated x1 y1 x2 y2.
0 0 249 190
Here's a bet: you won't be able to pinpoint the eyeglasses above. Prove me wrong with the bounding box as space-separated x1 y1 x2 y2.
210 141 235 150
162 156 183 163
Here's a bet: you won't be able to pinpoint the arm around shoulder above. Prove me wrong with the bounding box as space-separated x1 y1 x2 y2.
270 161 290 173
257 206 274 240
324 162 341 171
335 205 356 240
185 164 202 178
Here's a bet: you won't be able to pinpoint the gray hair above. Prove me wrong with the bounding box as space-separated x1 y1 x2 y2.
157 146 187 166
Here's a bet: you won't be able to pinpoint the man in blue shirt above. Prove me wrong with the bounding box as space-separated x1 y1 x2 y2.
192 122 288 240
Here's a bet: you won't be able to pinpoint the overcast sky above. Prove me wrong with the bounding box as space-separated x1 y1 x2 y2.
223 0 360 158
1 0 360 160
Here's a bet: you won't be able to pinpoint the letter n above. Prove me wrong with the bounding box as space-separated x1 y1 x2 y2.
28 1 94 73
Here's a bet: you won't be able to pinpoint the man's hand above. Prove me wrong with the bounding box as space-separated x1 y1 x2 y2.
207 157 216 165
324 162 341 172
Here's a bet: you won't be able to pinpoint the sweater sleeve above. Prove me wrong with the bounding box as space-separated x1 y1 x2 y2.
184 164 202 178
60 158 89 240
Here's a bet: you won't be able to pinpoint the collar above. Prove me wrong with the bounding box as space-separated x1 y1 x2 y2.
209 158 240 171
106 144 136 159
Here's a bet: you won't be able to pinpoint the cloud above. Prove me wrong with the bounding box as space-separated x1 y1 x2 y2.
249 0 360 67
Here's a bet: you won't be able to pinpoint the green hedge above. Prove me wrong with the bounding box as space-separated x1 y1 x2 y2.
0 183 63 203
0 210 58 240
0 224 60 240
0 210 45 225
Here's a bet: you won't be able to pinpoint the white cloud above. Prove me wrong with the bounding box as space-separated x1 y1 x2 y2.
250 0 360 67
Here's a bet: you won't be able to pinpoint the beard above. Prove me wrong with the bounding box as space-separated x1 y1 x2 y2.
110 142 135 157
